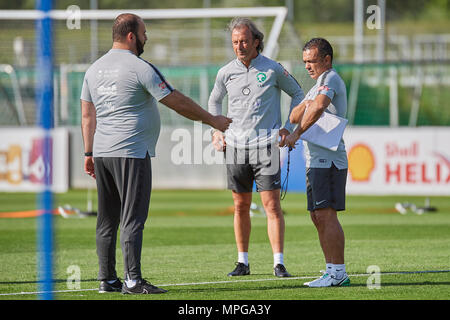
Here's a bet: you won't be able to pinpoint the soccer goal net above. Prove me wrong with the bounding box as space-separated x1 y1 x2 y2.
0 7 310 127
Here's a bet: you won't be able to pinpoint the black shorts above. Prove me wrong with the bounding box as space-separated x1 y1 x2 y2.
225 145 281 193
306 163 347 212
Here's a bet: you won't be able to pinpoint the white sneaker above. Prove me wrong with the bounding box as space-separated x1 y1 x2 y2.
331 272 350 286
304 272 351 287
304 272 334 287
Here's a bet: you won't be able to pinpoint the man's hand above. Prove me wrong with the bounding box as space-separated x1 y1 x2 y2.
84 156 96 179
212 130 226 152
278 128 290 147
284 131 301 149
211 115 232 132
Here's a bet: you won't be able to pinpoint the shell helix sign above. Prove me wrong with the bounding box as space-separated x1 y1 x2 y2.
344 127 450 195
0 128 68 192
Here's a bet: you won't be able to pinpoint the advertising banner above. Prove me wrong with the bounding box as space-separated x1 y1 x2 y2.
344 127 450 195
0 128 69 192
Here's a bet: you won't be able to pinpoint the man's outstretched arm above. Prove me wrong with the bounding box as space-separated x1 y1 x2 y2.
160 90 232 132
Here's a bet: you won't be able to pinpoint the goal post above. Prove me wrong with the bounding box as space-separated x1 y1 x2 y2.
0 5 289 300
0 7 287 59
35 0 54 300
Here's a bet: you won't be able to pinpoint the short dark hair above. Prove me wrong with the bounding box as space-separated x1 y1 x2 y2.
112 13 141 42
303 38 333 62
228 17 265 53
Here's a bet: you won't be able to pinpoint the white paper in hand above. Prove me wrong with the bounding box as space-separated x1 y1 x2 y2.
300 111 348 151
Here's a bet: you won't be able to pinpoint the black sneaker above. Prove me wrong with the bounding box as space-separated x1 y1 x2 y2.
99 279 123 293
273 264 292 277
121 279 167 294
227 262 250 276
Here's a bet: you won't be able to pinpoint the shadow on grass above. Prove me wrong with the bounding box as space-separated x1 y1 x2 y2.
168 281 450 294
2 269 449 294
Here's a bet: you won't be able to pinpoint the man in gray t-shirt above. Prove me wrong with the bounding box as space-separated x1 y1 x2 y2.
208 18 304 278
300 68 348 170
285 38 349 288
80 48 171 158
208 48 304 149
81 13 231 295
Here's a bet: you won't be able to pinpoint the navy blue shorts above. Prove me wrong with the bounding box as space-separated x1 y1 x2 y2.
306 163 347 212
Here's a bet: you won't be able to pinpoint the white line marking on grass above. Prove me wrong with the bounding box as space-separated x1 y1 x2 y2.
0 288 99 296
1 270 449 297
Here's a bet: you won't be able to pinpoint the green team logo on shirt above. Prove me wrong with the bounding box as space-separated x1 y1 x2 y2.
256 72 267 83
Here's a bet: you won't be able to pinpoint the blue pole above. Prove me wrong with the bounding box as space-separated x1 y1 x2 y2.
36 0 54 300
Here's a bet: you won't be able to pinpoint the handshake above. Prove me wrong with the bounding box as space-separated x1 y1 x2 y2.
211 115 233 133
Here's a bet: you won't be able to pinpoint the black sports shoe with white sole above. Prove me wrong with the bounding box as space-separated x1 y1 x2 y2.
99 279 122 293
273 264 292 277
227 262 250 276
121 279 167 294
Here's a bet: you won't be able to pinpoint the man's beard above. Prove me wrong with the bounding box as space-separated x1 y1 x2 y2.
136 37 144 56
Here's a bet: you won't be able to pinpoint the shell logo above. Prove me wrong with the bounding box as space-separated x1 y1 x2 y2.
348 143 375 181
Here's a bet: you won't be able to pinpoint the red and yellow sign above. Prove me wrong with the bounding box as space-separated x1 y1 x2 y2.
344 127 450 195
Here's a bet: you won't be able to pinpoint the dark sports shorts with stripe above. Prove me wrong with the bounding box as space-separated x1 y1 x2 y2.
225 144 281 193
306 163 347 212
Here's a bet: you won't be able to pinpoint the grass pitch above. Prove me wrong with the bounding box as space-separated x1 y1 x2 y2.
0 190 449 300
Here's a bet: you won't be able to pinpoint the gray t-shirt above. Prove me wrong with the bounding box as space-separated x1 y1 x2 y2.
208 54 304 149
80 49 173 158
303 68 348 169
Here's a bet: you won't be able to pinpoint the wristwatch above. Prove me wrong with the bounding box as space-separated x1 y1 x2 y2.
84 152 93 157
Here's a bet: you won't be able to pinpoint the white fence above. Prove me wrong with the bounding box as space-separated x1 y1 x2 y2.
329 34 450 62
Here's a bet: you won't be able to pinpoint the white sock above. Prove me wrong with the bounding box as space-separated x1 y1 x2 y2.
238 252 249 266
334 264 346 279
326 263 334 275
125 275 137 288
273 252 284 267
125 280 136 288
